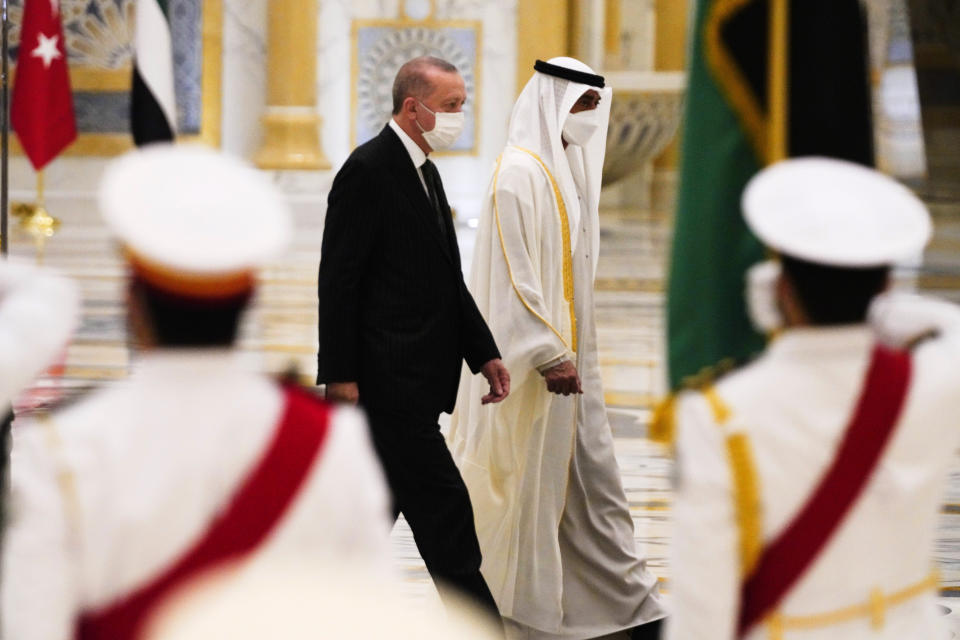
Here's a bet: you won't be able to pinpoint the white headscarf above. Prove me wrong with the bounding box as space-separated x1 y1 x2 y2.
506 56 612 267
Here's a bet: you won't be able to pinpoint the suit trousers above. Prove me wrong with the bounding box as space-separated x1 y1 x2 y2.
366 410 500 619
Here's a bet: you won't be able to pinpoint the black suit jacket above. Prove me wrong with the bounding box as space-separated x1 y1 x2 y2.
317 124 500 419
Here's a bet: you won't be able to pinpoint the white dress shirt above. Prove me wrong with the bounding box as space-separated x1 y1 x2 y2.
388 118 430 196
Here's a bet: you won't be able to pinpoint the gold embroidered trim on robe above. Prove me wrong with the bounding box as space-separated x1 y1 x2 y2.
491 154 574 352
499 146 578 352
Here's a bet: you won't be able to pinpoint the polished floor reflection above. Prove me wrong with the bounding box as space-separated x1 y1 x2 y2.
9 195 960 636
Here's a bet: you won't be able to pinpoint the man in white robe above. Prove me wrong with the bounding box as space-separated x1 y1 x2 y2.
449 57 666 640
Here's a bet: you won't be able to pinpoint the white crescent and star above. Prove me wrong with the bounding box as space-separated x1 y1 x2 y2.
32 0 63 69
30 33 62 69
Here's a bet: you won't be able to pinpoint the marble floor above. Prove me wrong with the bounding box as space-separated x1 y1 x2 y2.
8 193 960 637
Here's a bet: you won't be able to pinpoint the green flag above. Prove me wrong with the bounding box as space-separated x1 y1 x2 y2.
666 0 874 390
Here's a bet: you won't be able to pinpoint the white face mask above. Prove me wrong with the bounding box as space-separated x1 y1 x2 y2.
416 101 465 151
562 109 600 147
746 260 784 333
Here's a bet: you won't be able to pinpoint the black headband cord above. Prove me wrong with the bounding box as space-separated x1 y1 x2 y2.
533 59 605 88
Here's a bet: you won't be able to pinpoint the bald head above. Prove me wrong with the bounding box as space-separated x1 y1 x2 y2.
391 56 459 115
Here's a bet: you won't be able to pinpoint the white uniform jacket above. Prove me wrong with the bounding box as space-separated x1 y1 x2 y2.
2 350 394 640
668 293 960 640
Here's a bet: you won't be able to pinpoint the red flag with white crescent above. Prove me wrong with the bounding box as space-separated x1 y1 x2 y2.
12 0 77 171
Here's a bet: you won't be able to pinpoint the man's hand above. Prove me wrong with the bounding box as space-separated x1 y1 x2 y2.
480 359 510 404
542 360 582 396
325 381 359 405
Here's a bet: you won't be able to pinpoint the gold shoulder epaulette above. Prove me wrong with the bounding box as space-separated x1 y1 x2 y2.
680 357 739 391
649 393 677 446
649 358 739 447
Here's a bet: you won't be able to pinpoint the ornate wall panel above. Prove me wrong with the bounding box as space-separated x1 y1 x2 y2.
352 5 480 154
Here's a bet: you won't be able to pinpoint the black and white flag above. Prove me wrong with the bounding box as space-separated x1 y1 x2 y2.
132 0 177 145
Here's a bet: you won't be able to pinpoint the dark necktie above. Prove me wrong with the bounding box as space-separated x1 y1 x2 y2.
421 159 447 236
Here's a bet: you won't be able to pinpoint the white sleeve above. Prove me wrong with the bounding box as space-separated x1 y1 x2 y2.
0 263 78 406
666 392 739 640
2 425 80 640
487 165 571 370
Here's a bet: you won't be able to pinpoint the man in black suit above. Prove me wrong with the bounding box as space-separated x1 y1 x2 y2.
317 56 510 617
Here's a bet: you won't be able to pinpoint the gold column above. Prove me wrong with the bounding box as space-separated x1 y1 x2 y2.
254 0 330 170
516 0 571 97
654 0 688 72
567 0 583 62
604 0 621 67
653 0 689 170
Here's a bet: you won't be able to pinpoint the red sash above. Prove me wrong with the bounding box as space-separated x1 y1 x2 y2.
75 385 332 640
737 344 912 636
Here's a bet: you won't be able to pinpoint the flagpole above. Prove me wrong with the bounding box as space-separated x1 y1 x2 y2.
1 0 8 260
34 171 44 265
0 7 9 633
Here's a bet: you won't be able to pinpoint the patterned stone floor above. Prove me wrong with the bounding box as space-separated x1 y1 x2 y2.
9 193 960 637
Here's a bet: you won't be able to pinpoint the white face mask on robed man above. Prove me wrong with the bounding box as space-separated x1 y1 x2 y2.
561 109 600 147
416 101 465 151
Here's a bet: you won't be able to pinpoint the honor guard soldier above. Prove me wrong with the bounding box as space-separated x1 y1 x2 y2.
2 146 394 640
665 157 960 640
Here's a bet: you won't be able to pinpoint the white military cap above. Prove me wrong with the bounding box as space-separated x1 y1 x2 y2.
742 157 931 267
99 145 291 297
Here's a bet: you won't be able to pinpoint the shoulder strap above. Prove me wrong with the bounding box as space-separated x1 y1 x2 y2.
76 386 332 640
737 344 912 636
